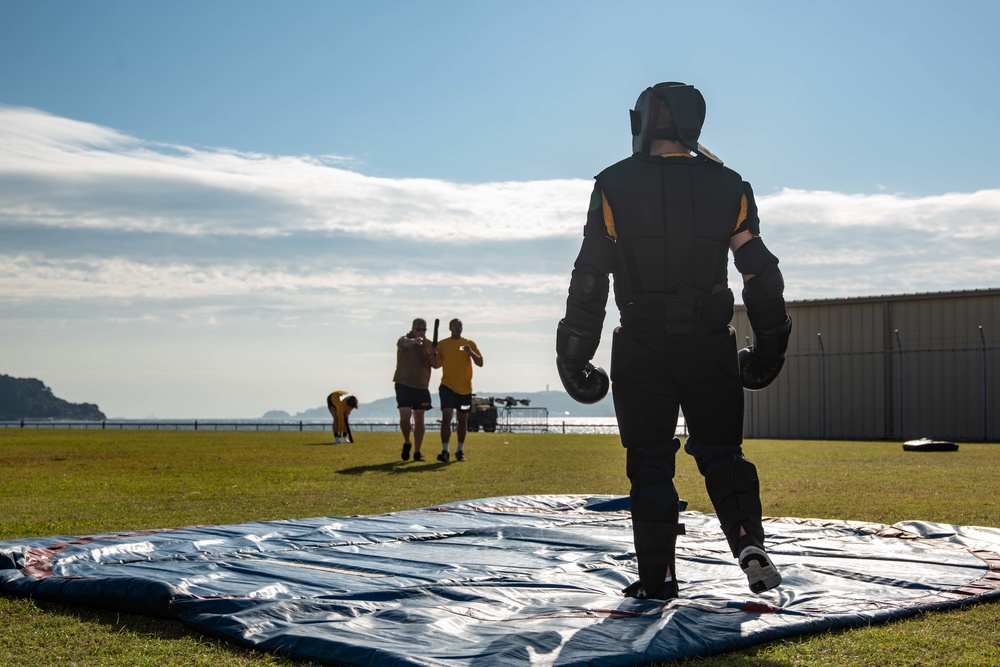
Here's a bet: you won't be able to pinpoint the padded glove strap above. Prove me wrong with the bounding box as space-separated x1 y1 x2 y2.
557 320 600 360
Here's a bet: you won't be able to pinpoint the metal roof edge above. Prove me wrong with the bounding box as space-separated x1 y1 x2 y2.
735 286 1000 311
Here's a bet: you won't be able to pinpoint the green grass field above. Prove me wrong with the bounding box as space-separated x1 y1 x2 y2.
1 430 998 666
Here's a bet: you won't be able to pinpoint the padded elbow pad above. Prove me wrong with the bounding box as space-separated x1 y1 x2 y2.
569 265 609 304
733 237 780 278
743 271 788 333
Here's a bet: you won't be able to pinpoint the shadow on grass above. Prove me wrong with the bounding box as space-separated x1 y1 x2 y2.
336 461 449 475
25 598 316 665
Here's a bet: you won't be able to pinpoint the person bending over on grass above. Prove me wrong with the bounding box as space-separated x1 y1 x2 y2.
394 318 435 462
326 391 359 443
555 82 791 600
433 318 483 462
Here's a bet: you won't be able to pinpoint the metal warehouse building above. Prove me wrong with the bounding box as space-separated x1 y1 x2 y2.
731 288 999 442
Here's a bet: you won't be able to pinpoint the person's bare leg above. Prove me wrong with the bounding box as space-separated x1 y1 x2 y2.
413 410 425 455
329 408 339 443
455 411 469 460
456 411 468 444
399 408 412 444
440 408 453 450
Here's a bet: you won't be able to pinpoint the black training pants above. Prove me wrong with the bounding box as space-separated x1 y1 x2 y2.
610 325 744 449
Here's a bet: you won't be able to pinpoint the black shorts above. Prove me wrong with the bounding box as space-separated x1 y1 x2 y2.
395 383 432 411
439 385 472 413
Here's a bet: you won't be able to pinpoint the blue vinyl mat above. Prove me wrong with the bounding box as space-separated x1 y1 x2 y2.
2 495 999 666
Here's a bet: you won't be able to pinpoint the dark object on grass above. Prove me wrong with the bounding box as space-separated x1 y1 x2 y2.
903 438 959 452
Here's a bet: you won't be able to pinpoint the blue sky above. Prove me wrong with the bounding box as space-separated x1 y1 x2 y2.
2 1 999 418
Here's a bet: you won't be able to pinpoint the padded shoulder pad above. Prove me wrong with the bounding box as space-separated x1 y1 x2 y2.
742 182 760 235
733 236 779 276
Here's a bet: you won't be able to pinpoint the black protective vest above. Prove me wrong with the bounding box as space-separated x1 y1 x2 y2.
596 153 745 328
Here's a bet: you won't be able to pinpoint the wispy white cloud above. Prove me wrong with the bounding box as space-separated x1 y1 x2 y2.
2 106 998 416
0 253 566 303
0 106 590 240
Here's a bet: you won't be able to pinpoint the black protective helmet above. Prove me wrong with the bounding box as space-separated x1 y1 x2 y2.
630 82 716 160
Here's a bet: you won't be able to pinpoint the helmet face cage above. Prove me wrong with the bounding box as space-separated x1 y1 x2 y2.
631 82 706 154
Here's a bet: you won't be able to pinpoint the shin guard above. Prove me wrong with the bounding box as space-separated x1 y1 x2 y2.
699 452 765 557
626 440 684 598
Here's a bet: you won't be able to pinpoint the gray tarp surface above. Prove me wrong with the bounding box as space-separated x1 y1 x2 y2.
2 494 999 666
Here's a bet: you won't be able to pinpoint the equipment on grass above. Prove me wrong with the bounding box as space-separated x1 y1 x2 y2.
5 495 1000 665
903 438 958 452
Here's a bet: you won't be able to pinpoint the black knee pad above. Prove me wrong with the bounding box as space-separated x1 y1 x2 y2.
627 439 680 521
699 452 765 556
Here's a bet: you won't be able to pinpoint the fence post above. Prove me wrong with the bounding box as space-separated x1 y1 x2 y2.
745 335 754 438
817 332 826 439
894 330 904 438
980 326 988 442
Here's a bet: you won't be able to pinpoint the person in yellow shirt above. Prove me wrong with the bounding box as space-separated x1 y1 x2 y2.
433 319 483 462
326 390 359 444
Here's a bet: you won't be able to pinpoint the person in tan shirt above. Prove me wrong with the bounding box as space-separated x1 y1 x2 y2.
393 318 434 462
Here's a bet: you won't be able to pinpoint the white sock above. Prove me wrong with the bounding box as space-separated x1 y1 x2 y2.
441 442 450 454
456 441 464 452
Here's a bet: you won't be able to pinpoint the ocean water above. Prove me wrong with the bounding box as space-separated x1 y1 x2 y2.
2 415 689 436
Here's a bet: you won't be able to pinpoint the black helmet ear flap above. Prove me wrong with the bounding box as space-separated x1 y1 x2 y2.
630 109 642 137
631 87 658 154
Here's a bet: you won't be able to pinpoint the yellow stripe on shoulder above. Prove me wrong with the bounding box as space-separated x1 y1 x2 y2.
601 192 617 239
735 193 748 232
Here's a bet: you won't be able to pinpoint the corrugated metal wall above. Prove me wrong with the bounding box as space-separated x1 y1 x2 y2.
732 289 1000 441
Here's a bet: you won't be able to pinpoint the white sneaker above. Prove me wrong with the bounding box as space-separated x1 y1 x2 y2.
739 543 782 593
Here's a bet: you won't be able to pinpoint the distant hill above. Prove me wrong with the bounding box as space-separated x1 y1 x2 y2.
0 374 106 421
262 390 616 421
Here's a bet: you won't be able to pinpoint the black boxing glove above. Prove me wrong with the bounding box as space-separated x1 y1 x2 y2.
556 320 609 404
738 315 792 390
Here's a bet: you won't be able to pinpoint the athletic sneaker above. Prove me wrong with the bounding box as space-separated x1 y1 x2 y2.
738 538 782 594
401 443 411 461
413 452 425 462
436 451 450 462
455 451 465 462
622 579 679 600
